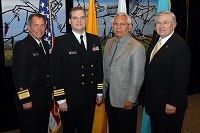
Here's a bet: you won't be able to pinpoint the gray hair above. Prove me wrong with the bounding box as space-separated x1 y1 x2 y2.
28 13 46 25
155 10 177 25
112 12 132 24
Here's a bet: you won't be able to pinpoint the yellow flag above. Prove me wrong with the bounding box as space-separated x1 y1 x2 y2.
86 0 98 35
86 0 106 133
92 103 107 133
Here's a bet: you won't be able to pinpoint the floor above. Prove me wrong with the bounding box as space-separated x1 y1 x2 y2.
3 93 200 133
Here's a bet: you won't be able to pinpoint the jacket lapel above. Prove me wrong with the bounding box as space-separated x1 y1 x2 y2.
67 32 86 59
113 36 131 61
83 34 93 63
147 37 159 64
149 33 175 65
27 35 46 60
108 39 115 59
42 40 49 60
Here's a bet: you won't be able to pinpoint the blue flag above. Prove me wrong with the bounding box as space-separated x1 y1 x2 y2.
38 0 54 50
156 0 171 14
140 107 151 133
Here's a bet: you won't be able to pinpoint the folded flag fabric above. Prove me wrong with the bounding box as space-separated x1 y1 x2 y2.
140 107 151 133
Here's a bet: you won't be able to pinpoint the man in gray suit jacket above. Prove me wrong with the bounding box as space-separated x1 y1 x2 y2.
102 12 146 133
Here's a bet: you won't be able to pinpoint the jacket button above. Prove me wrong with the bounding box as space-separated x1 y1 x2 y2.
82 82 84 85
82 74 84 77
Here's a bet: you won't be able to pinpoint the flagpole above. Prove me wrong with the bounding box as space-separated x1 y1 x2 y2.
48 0 54 48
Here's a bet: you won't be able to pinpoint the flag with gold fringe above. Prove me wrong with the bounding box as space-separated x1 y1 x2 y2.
86 0 106 132
39 0 61 132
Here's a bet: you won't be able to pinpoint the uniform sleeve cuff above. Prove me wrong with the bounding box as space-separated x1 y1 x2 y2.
57 99 66 104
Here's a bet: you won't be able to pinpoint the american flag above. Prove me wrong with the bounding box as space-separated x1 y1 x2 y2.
38 1 61 133
38 0 54 50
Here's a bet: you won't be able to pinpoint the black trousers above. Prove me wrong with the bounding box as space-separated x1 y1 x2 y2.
17 107 50 133
149 109 185 133
60 103 95 133
105 86 137 133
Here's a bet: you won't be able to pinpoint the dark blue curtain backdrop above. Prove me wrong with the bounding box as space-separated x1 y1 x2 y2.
0 0 199 132
186 0 200 95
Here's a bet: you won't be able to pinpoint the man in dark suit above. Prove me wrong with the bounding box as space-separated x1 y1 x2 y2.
12 14 52 133
144 11 191 133
50 7 103 133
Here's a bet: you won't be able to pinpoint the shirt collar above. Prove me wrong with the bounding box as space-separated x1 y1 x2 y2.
114 33 130 45
72 30 86 40
29 33 42 44
159 31 174 47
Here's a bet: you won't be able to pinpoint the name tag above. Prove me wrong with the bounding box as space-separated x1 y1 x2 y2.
69 51 77 55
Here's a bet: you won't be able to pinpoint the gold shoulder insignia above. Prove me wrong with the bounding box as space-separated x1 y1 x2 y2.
53 88 65 97
97 83 103 90
18 89 30 100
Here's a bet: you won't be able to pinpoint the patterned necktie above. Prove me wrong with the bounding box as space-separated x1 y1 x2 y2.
109 41 119 67
151 40 161 59
80 35 86 51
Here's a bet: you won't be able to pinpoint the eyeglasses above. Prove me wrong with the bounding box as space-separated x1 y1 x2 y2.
156 21 172 26
113 22 129 27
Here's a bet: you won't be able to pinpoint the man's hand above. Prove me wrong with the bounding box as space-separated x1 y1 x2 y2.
165 103 176 114
23 102 33 110
59 102 68 112
96 95 102 105
124 100 134 110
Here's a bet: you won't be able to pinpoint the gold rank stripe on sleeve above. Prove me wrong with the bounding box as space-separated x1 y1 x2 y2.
53 88 65 97
18 89 30 100
97 83 103 90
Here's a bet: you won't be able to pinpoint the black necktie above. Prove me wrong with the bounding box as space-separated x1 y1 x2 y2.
80 35 86 51
39 42 42 47
39 42 46 55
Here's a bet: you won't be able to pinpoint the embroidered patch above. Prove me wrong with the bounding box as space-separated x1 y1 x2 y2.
92 45 99 51
32 52 39 56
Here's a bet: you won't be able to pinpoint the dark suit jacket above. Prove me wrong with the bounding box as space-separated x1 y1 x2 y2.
50 31 103 106
144 32 191 115
12 34 52 109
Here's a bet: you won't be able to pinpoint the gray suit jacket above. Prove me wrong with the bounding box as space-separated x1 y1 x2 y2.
102 34 146 108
